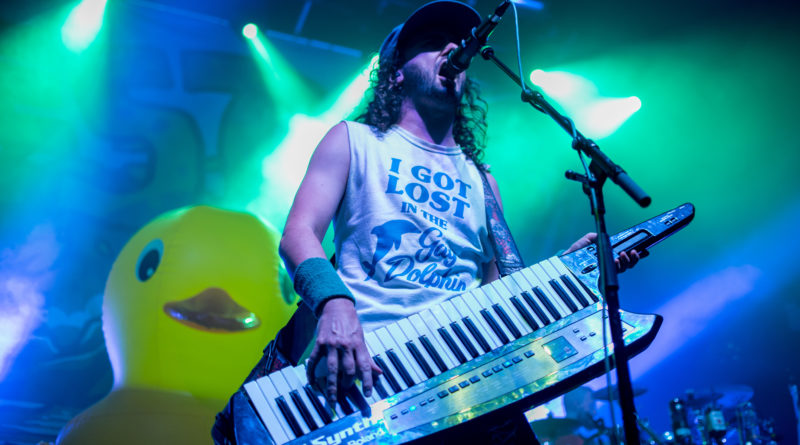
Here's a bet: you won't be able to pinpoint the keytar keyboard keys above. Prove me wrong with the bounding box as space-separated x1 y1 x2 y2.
256 378 299 440
483 281 530 336
281 367 326 429
244 381 292 444
452 293 502 350
414 311 459 369
270 372 311 435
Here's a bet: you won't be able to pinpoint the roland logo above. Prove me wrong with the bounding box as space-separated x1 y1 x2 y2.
309 417 385 445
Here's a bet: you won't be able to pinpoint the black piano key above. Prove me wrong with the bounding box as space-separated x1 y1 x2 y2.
337 392 355 416
345 385 371 414
449 322 480 359
511 296 540 331
419 335 448 373
276 395 304 437
520 291 549 325
533 287 562 320
372 355 402 393
561 275 590 307
462 317 492 353
438 327 468 364
289 390 318 431
373 379 389 399
405 341 435 378
492 304 522 339
549 279 579 312
386 349 416 387
575 275 601 303
304 385 333 425
480 309 510 344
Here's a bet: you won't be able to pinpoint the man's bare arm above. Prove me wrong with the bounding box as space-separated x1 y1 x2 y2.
278 122 379 401
280 122 349 276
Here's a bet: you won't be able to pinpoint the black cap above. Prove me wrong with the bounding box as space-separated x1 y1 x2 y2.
379 1 481 68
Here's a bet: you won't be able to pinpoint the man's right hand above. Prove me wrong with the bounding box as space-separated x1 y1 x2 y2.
305 297 381 404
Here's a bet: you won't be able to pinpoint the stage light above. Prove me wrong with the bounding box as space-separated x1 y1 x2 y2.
61 0 107 53
321 54 379 121
581 96 642 138
244 31 313 115
247 56 378 229
242 23 258 40
529 69 641 138
511 0 545 11
529 69 595 102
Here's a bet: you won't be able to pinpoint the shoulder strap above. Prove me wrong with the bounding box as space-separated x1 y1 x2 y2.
478 170 525 277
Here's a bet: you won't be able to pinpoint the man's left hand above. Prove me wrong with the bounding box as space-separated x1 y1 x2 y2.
563 232 648 273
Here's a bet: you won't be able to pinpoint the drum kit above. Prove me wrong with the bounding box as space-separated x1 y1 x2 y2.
667 385 778 445
529 384 779 445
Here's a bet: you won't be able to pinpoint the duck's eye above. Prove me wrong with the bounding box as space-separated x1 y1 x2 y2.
136 239 164 282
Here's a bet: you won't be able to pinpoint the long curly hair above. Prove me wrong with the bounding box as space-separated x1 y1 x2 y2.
353 49 489 171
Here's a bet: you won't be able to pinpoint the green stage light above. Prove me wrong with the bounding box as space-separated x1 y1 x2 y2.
245 32 313 116
530 69 595 102
61 0 107 53
242 23 258 40
529 69 640 139
247 55 379 229
320 54 379 121
581 96 642 139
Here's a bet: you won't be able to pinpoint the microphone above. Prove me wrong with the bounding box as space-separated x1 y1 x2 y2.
440 0 511 79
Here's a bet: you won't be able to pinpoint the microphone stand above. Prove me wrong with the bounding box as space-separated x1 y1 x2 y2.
479 45 651 445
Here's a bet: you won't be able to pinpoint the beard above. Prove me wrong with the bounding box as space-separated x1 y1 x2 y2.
401 61 463 110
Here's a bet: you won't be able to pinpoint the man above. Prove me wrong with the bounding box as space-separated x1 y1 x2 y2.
283 0 641 408
213 1 641 443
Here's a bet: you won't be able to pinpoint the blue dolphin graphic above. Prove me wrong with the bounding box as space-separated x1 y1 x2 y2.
362 219 421 280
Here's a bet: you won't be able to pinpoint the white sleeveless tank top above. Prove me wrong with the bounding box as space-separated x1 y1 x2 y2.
334 121 493 333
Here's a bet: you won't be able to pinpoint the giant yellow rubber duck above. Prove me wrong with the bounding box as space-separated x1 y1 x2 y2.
57 206 297 444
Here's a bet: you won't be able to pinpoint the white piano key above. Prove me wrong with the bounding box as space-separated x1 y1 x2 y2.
414 310 459 369
486 279 532 328
450 293 502 351
355 379 380 405
339 342 382 405
295 361 347 420
362 331 394 395
244 380 291 445
396 318 441 377
525 264 572 317
375 326 424 385
456 293 502 351
409 312 458 370
440 298 488 357
255 376 299 441
270 371 311 435
483 280 531 336
280 367 326 429
470 288 516 342
518 266 565 321
364 330 407 392
289 365 338 423
500 273 549 327
428 303 471 362
370 365 398 397
549 257 598 304
385 323 428 381
539 259 583 312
